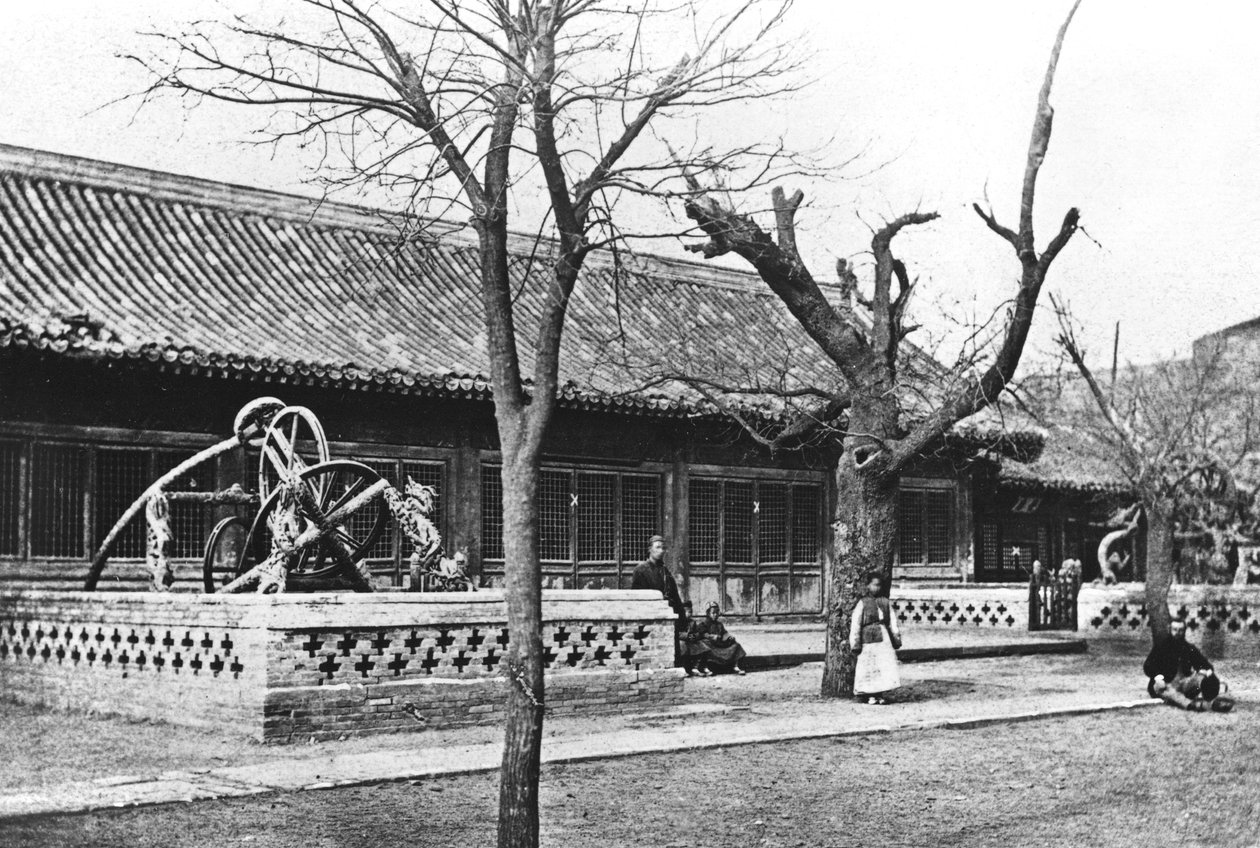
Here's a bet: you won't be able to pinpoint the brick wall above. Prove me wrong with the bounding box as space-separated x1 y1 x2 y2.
1078 585 1260 659
891 583 1260 660
892 586 1029 630
0 590 684 742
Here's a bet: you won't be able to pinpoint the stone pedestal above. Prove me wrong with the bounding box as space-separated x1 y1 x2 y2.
0 590 684 742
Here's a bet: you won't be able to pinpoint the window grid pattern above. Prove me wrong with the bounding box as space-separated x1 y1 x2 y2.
0 442 20 556
620 475 660 564
481 466 662 576
154 451 209 559
1003 542 1038 575
1000 519 1040 577
897 489 924 565
759 483 788 564
687 477 824 615
30 444 85 557
576 473 615 562
480 466 504 561
539 470 572 561
94 449 149 559
688 479 720 562
981 521 1000 574
723 481 755 564
924 490 953 564
791 485 820 563
980 518 1052 580
355 459 400 560
898 486 955 567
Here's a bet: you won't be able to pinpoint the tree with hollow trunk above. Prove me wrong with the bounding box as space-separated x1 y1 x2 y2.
678 1 1083 697
132 2 803 845
1036 299 1260 644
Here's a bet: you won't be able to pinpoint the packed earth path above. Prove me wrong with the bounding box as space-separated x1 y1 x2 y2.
4 637 1260 846
3 705 1258 848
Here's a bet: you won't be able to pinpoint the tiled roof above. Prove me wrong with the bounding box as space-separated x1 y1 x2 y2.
0 145 862 418
995 424 1131 495
1 144 1077 485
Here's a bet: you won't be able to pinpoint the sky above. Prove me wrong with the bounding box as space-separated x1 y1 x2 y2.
1 0 1257 371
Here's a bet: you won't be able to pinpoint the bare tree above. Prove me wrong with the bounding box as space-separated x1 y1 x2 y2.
1042 298 1260 643
132 2 804 845
672 1 1084 697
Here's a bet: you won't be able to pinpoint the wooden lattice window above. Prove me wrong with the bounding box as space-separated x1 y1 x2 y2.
897 484 955 567
14 439 223 563
93 449 215 561
343 457 445 571
686 475 824 615
791 485 821 564
0 441 21 556
759 483 788 564
723 481 755 564
480 465 505 561
30 444 86 558
354 459 400 560
981 521 1000 573
94 449 150 559
154 451 210 559
688 479 720 563
538 470 572 562
480 465 660 569
621 474 661 563
576 473 615 563
1001 519 1043 576
689 478 822 567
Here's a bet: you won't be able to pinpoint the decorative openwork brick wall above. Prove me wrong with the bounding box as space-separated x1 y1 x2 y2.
892 587 1028 630
889 584 1260 659
1078 585 1260 659
0 590 684 742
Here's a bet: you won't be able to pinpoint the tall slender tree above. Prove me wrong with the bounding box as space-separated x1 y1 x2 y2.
135 2 802 844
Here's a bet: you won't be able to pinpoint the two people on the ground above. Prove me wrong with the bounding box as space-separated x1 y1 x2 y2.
631 535 746 676
1143 618 1234 713
680 601 747 676
850 575 902 705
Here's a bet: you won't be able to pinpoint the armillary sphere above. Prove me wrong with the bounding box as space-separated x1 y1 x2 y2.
257 405 330 501
239 459 389 584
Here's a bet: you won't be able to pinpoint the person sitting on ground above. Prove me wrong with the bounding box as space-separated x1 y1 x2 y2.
849 575 903 705
694 602 746 675
1143 618 1234 713
678 601 712 677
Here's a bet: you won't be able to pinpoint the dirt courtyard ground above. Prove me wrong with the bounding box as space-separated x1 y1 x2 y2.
3 704 1258 848
0 640 1206 794
4 639 1259 847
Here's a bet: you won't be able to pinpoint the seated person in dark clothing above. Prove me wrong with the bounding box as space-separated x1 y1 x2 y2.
1143 618 1234 712
678 601 711 677
695 602 747 675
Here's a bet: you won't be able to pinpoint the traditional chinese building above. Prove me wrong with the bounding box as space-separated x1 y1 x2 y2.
0 145 1122 611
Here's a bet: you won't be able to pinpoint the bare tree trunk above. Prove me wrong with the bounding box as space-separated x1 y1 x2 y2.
822 461 897 698
497 453 545 848
1145 501 1176 646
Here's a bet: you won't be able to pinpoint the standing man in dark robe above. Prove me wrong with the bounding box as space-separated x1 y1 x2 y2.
1144 618 1234 712
631 535 686 666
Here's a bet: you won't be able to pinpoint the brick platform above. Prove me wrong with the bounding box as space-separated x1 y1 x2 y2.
890 583 1260 660
0 590 684 742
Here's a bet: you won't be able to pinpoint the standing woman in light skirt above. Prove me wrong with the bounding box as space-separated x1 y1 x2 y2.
849 575 902 704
